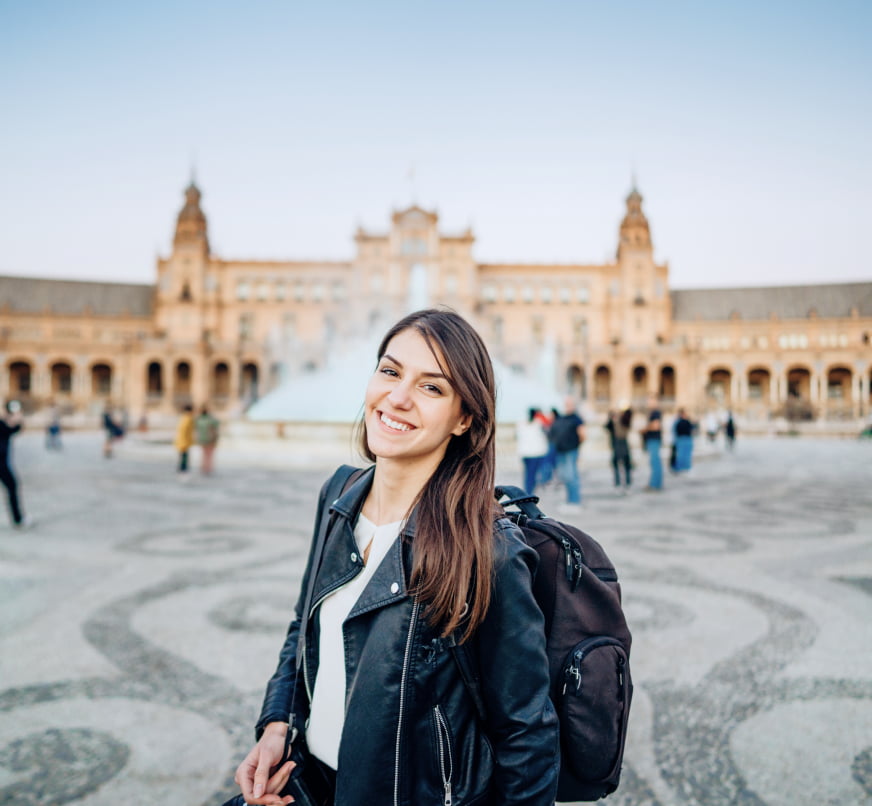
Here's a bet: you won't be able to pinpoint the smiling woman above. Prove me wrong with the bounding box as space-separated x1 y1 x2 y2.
227 308 558 806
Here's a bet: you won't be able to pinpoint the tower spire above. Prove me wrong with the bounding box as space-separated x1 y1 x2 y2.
173 179 209 253
617 185 652 259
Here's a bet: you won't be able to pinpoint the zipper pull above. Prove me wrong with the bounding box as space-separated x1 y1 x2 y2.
571 547 584 590
561 538 573 583
444 782 452 806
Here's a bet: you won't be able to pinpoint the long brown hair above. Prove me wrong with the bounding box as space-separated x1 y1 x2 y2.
357 308 498 642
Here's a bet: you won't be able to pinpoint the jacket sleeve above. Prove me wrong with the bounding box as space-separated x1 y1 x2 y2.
475 520 559 805
254 477 330 739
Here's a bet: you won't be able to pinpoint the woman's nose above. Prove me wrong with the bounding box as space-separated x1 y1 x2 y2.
387 381 413 408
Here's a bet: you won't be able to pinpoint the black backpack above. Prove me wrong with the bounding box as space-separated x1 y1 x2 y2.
455 485 633 802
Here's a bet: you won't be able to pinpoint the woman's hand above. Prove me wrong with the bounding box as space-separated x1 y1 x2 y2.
234 722 296 805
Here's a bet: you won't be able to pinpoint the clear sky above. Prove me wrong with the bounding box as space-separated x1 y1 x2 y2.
1 0 869 289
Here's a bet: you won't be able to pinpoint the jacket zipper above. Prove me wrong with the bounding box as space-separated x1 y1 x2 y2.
394 598 420 806
433 705 453 806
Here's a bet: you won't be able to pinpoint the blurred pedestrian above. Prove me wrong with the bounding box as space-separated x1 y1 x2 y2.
550 396 586 511
673 408 694 471
175 404 195 475
102 404 123 458
196 405 220 475
725 411 737 450
642 395 663 491
1 400 31 528
45 402 62 450
517 407 549 494
538 407 559 485
704 411 719 444
606 407 633 492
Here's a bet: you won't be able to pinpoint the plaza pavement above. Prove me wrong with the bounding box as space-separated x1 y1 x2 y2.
0 430 870 805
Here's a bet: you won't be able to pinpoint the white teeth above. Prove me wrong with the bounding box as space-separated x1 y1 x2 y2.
380 412 411 431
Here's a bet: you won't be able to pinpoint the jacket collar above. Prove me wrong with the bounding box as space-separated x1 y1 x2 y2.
330 463 419 540
314 464 415 616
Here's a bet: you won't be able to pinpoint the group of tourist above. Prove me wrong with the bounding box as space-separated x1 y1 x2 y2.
518 396 736 502
173 405 221 477
516 397 586 512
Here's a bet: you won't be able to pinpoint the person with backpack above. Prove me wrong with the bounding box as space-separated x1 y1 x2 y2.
228 309 558 806
195 405 220 474
549 396 586 512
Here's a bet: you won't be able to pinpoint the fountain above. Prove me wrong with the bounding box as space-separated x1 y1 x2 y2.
239 276 564 465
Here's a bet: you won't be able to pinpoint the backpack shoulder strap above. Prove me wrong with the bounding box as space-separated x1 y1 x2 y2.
295 464 363 673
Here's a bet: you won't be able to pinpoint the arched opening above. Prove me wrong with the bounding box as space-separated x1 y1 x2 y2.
50 362 73 396
785 366 813 421
658 365 676 406
566 364 585 398
593 365 611 404
707 368 732 406
91 363 112 397
8 361 32 398
174 361 192 407
826 366 853 420
241 362 259 402
146 361 163 402
631 365 648 407
746 367 771 420
212 362 230 401
747 367 771 401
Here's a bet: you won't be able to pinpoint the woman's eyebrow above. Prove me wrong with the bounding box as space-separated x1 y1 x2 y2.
382 353 448 380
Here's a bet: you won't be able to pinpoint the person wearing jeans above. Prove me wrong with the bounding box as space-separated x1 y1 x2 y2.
555 447 582 504
644 396 663 490
550 396 586 510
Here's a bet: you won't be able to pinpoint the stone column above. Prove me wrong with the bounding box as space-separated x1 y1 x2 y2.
771 362 782 410
856 361 868 418
0 353 8 400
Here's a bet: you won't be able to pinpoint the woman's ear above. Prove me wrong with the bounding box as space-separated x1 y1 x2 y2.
452 413 473 436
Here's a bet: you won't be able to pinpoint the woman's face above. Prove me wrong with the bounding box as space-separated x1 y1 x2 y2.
364 328 471 467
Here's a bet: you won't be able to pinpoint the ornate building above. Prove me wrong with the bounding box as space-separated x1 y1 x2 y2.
1 182 870 427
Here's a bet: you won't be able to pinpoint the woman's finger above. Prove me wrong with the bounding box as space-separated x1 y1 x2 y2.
265 760 296 793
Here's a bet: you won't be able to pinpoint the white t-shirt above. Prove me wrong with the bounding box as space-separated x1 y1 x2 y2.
306 513 403 769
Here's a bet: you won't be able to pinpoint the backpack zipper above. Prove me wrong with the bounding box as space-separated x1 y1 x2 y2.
562 636 627 694
433 705 454 806
394 598 420 806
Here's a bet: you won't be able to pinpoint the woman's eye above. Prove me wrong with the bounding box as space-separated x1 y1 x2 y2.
423 384 443 395
379 367 399 377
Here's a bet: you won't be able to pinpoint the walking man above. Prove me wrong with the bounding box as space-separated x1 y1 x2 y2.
550 396 586 512
1 401 31 528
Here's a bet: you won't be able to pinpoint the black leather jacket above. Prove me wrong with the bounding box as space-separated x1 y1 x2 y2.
256 467 559 806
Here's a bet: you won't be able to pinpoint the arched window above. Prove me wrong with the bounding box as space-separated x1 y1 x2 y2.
631 365 648 405
51 362 73 395
594 365 611 403
212 362 230 399
174 361 192 406
9 361 32 395
241 362 259 401
659 366 676 402
91 363 112 396
147 362 163 398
